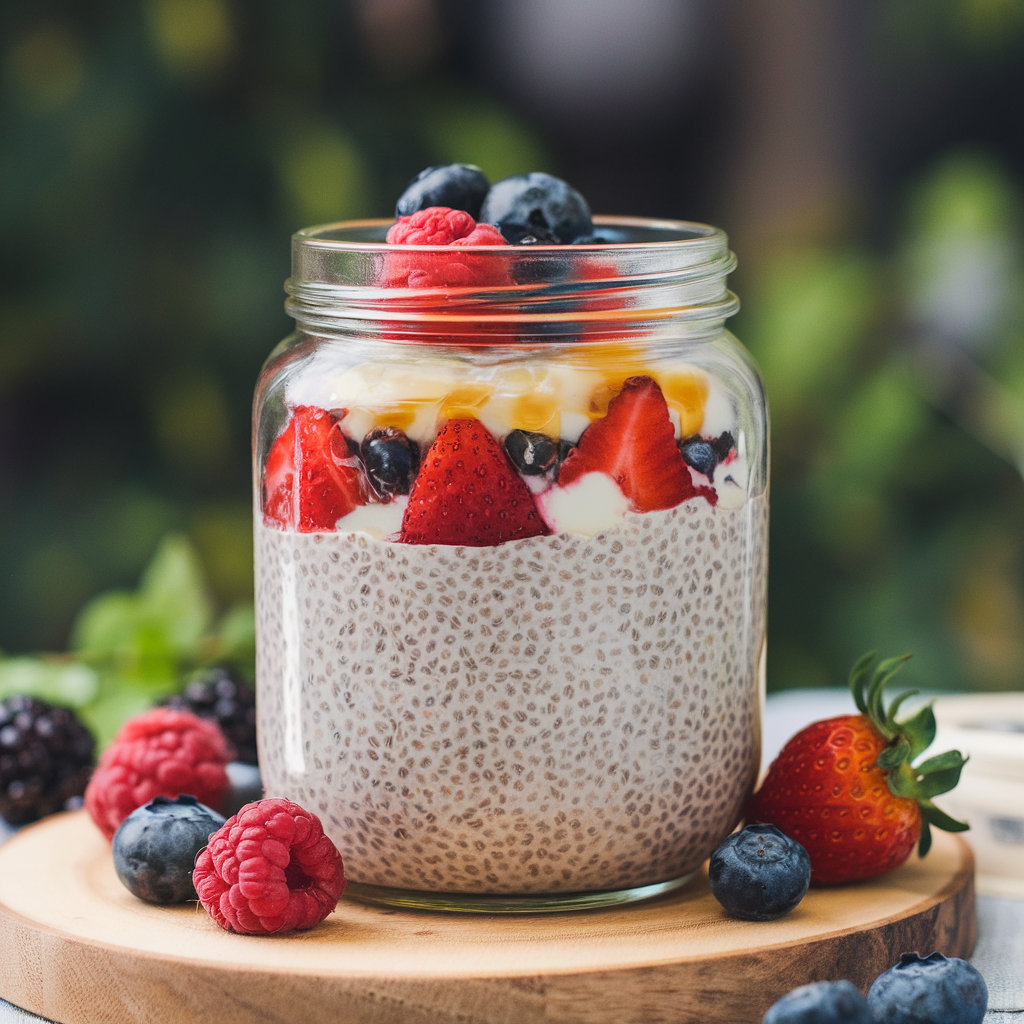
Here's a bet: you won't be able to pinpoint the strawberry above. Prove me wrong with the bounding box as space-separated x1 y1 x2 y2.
747 653 969 885
558 376 716 513
262 405 369 532
400 418 549 546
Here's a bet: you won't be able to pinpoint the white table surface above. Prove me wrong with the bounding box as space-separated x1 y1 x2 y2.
1 689 1020 1023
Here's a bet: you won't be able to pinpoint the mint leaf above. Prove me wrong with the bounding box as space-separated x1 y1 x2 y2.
0 657 99 707
72 592 140 659
139 535 212 659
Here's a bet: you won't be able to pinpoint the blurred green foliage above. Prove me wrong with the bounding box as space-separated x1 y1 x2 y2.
0 534 254 748
0 1 549 662
744 151 1024 694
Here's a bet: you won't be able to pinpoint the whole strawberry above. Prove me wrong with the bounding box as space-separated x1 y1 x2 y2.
748 653 968 884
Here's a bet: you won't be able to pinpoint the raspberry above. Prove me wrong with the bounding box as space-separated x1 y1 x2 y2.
193 798 345 935
382 207 511 293
84 708 231 841
385 207 476 245
450 223 506 246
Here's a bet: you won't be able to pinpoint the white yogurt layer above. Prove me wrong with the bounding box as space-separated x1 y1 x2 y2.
284 351 738 445
536 471 630 536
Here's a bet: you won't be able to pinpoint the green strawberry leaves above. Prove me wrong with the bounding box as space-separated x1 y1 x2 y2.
848 651 969 856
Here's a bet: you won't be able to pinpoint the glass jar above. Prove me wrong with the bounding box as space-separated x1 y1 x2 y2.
252 217 768 912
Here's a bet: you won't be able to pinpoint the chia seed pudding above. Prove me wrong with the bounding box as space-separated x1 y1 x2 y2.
255 496 767 895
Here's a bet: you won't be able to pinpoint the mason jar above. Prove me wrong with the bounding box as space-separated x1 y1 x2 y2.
252 217 768 911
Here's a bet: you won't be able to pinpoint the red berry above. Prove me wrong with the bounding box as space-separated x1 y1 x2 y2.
382 207 511 291
400 418 550 546
747 715 922 885
559 376 716 513
193 798 345 935
85 709 231 841
385 206 476 245
262 405 369 532
450 223 506 246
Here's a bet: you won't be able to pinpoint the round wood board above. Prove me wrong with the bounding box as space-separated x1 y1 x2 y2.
0 811 975 1024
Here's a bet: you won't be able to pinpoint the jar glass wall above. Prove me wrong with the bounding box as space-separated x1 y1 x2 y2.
252 218 769 911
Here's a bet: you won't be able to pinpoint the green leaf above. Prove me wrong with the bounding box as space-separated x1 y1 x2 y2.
887 764 920 800
0 657 99 707
877 736 912 770
848 650 877 714
78 676 158 751
919 799 970 833
916 749 968 773
210 604 255 667
899 703 937 760
916 751 968 799
139 535 212 658
72 592 140 658
918 817 933 857
885 689 920 731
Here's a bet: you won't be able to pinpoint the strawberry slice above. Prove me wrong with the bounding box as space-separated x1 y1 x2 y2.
262 406 369 532
400 418 549 546
558 376 716 513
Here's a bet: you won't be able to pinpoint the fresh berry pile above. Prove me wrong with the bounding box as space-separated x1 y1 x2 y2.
193 798 345 935
113 795 226 904
747 652 969 884
161 667 258 767
85 707 232 840
0 695 95 825
262 165 739 542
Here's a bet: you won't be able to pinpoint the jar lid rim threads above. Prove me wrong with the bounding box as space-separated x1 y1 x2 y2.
285 216 739 340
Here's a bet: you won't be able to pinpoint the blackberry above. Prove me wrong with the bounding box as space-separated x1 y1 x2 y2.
162 668 257 766
0 694 95 825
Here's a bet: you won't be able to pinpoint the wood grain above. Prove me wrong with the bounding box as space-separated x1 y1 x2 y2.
0 810 975 1024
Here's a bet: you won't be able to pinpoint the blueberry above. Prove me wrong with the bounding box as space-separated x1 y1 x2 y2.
479 172 593 245
395 164 490 219
679 436 717 478
708 823 810 921
112 795 226 904
763 981 871 1024
868 952 988 1024
360 427 420 500
504 430 558 476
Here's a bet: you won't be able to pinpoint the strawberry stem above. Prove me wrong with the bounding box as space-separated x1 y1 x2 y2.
848 651 970 856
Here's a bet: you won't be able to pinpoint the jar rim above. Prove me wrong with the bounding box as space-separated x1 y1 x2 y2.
285 215 738 341
293 215 726 252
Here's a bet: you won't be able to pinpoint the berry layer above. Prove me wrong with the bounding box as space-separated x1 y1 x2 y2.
266 357 751 541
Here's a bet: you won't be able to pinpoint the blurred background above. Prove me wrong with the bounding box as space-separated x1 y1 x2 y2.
1 0 1022 737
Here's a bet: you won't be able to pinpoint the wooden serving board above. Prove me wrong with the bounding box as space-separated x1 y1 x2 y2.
0 811 974 1024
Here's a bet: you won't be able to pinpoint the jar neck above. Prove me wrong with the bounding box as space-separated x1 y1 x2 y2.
284 216 738 345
